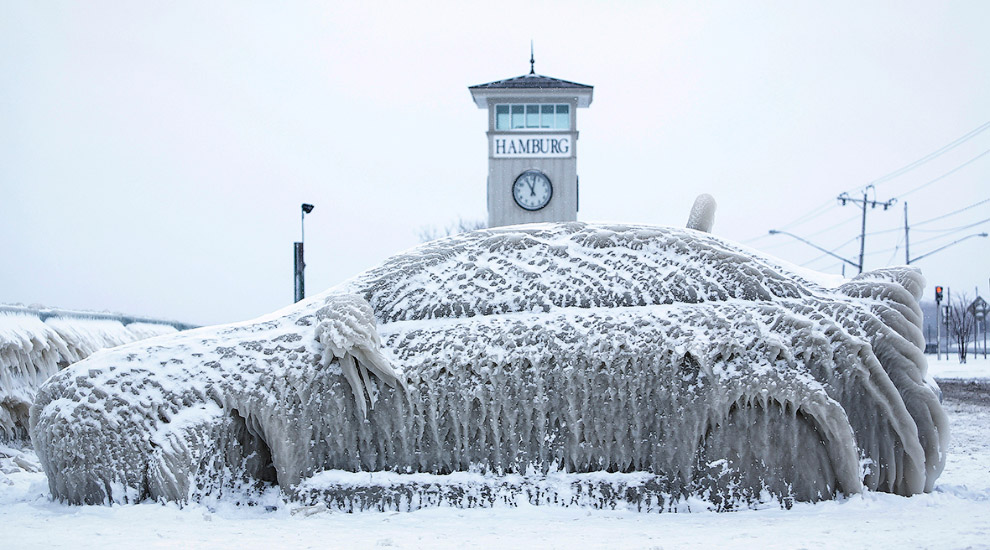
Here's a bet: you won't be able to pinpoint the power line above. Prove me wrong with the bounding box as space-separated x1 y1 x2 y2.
894 148 990 200
861 197 990 239
915 198 990 227
767 198 984 273
914 217 990 233
757 121 990 247
800 254 834 268
746 194 846 244
775 194 894 270
864 246 905 258
830 234 862 252
845 119 990 194
885 234 905 265
909 232 989 265
775 200 838 231
798 234 861 267
915 222 989 233
911 217 990 246
864 224 908 237
742 209 859 250
897 201 990 266
802 213 861 239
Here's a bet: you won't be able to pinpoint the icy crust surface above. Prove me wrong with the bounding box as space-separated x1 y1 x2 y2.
0 314 176 441
338 223 822 323
29 223 947 507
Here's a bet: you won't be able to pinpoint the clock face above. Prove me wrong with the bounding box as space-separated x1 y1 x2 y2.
512 170 553 211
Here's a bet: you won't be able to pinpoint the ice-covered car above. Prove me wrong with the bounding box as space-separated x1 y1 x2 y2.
30 202 947 510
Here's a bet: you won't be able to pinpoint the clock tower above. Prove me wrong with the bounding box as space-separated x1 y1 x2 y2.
469 54 593 228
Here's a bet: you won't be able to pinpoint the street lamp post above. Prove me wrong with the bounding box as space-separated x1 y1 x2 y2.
294 203 315 303
767 229 862 272
907 232 988 264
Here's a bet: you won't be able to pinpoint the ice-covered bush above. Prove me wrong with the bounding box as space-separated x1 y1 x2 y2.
1 313 176 442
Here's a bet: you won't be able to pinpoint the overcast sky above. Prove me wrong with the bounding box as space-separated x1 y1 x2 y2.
2 1 988 326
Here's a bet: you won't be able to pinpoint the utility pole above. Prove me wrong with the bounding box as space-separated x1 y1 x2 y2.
946 286 952 357
904 202 910 265
838 185 896 274
976 295 980 360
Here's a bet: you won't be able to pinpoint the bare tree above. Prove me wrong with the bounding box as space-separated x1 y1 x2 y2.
947 294 976 363
418 218 487 243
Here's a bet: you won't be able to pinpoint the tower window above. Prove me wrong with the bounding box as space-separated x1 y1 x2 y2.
555 104 569 130
526 105 540 128
511 105 525 129
496 105 510 130
540 105 554 128
495 104 571 131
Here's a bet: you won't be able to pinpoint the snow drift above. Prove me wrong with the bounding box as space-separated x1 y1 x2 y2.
1 313 177 442
30 222 948 508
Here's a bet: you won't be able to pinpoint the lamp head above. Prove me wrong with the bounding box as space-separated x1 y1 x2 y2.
302 203 315 214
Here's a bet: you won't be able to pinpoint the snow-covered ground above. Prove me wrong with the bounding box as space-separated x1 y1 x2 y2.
928 353 990 379
3 356 989 549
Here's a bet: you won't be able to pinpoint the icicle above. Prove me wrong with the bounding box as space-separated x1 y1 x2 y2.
314 294 402 417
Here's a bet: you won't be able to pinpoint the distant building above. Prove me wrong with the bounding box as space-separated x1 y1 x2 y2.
469 56 593 228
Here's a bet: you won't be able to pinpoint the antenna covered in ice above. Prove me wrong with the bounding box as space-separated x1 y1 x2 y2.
530 40 535 74
686 194 717 233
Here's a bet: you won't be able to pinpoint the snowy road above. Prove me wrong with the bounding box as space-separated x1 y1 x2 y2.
4 357 990 549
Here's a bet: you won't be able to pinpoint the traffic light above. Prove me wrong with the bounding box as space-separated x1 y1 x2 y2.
935 286 944 302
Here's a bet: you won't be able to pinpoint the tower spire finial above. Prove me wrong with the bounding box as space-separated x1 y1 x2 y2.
529 40 535 74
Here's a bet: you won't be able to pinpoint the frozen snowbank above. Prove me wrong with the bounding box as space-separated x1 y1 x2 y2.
928 355 990 379
30 223 947 507
0 311 178 441
4 358 987 548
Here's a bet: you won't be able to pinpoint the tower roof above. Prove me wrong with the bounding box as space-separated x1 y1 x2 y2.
469 72 594 108
469 72 593 91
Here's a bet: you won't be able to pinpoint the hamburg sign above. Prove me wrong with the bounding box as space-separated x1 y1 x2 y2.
493 135 571 158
